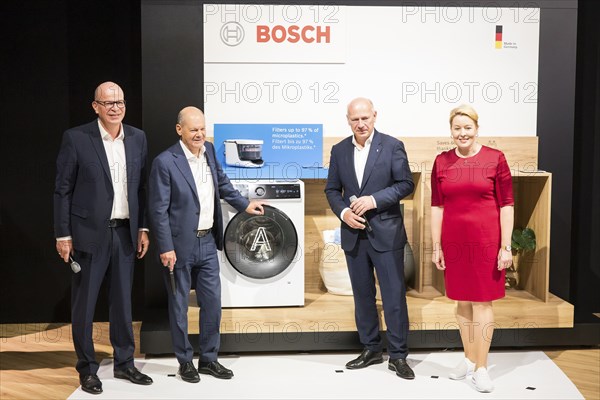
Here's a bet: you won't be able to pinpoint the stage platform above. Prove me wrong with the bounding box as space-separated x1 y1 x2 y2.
141 287 574 354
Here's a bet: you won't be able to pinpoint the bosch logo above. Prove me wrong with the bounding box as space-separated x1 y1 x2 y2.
220 22 245 46
257 25 331 43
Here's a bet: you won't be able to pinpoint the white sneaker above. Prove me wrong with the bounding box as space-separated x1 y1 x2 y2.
448 357 475 380
472 367 494 393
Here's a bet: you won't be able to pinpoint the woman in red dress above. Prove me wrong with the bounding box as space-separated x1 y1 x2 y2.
431 105 514 393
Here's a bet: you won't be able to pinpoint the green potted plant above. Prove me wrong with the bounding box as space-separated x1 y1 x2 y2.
505 227 536 289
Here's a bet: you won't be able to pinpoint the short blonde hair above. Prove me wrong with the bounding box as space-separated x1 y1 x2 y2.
449 104 479 127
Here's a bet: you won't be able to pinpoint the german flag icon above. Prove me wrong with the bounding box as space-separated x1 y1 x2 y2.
495 25 503 49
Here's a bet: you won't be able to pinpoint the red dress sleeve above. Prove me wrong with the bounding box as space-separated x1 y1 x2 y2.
431 155 444 207
495 151 514 206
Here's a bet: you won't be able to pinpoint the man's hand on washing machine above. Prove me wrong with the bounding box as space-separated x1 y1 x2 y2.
246 201 265 215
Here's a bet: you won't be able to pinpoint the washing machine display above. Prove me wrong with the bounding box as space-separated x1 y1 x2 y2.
219 180 305 307
223 205 298 279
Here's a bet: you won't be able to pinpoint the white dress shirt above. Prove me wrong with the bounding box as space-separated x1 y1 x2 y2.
353 133 373 188
98 120 129 219
340 131 377 221
180 141 215 230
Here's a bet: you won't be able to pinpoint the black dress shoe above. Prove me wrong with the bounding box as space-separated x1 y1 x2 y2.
179 361 200 383
198 360 234 379
80 374 103 395
388 358 415 380
114 366 153 385
345 349 384 369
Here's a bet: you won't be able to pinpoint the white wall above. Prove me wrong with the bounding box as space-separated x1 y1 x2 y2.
204 5 540 137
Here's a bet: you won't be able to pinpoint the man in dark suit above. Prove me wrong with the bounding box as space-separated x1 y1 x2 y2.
148 106 263 383
54 82 153 394
325 97 415 379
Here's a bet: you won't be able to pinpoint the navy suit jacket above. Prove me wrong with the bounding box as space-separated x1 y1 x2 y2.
325 130 414 252
148 141 249 265
53 120 148 253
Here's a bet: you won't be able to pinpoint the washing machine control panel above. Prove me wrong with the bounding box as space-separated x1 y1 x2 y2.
232 182 301 200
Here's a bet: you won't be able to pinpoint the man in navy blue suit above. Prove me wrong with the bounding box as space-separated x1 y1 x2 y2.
54 82 153 394
149 106 264 383
325 97 415 379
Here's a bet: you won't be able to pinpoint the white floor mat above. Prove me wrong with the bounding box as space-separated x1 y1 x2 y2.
68 350 583 399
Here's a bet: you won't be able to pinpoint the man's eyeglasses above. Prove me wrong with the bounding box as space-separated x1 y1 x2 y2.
94 100 126 109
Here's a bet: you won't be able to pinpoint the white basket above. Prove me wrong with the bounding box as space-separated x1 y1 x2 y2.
319 229 353 296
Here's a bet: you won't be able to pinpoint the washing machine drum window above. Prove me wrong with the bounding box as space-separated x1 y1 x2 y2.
223 205 298 279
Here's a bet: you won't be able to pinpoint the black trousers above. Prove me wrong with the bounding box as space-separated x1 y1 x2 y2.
71 225 135 376
345 236 409 359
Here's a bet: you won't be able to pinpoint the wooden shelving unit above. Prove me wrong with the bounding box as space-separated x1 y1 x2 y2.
512 172 552 301
184 137 572 343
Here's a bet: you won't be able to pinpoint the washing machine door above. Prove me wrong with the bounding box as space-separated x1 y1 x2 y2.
223 205 298 279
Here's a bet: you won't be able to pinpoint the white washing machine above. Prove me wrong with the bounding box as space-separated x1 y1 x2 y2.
219 180 305 307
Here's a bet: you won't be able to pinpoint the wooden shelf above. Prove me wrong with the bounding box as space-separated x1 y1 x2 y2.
188 287 573 334
184 137 569 342
428 172 552 301
512 172 552 301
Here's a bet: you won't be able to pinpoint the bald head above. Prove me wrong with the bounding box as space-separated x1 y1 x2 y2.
176 106 206 156
92 81 126 136
177 106 204 126
94 81 124 102
346 97 375 117
346 97 377 146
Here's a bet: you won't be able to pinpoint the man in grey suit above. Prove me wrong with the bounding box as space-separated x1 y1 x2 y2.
325 97 415 379
149 106 263 383
54 82 153 394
